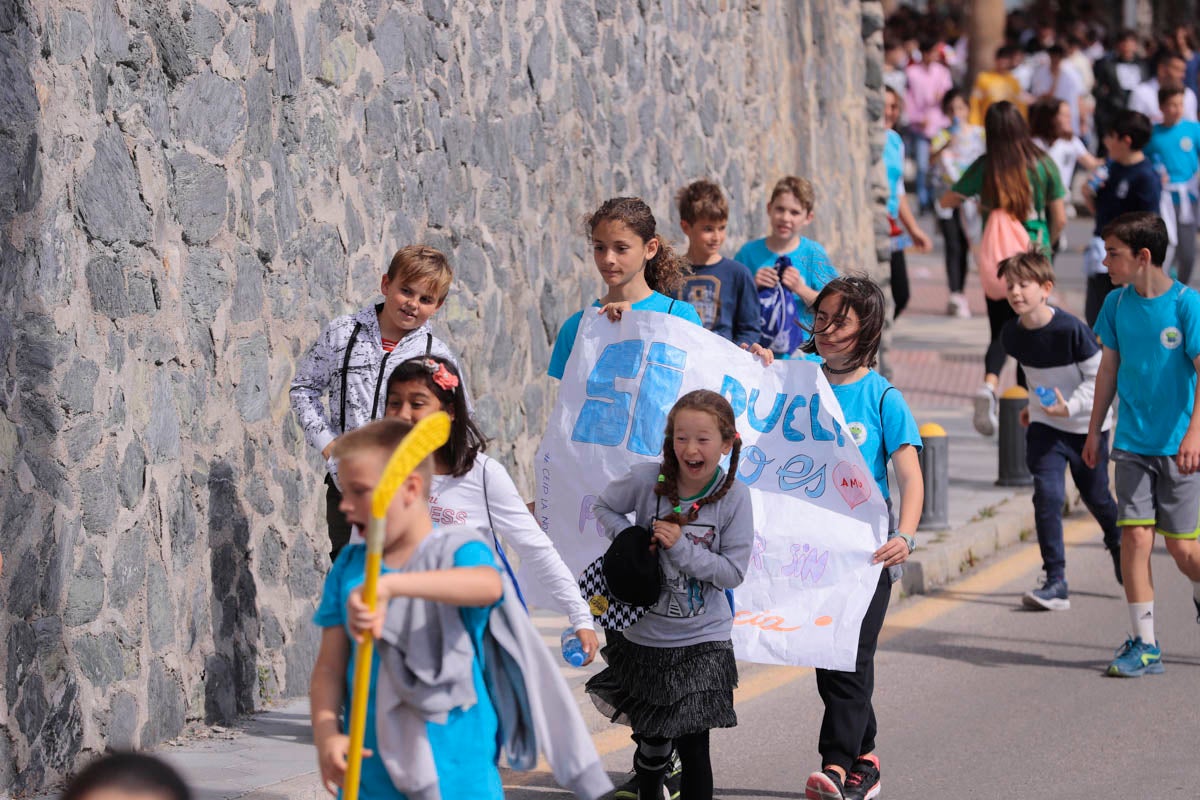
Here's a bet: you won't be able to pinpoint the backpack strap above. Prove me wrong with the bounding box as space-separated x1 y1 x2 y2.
667 299 676 314
338 322 363 434
482 458 528 612
424 332 433 356
877 386 896 493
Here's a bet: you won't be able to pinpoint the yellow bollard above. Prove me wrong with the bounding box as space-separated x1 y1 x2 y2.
917 422 949 530
996 387 1033 487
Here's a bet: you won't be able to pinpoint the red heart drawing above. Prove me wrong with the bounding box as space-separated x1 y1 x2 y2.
832 461 872 510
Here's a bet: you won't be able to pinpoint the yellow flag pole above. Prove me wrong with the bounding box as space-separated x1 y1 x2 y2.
342 412 451 800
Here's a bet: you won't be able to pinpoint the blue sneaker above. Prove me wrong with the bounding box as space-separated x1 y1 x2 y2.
1106 636 1164 677
1023 576 1070 610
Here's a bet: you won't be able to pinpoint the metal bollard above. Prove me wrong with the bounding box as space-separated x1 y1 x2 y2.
996 386 1033 487
917 422 949 530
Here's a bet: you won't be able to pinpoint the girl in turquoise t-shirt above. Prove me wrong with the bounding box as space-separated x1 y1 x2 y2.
798 275 923 800
548 197 703 378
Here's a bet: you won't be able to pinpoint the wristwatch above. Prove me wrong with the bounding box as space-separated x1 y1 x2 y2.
890 531 916 554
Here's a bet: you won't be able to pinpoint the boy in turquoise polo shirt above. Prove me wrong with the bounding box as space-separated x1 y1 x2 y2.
1145 86 1200 285
1084 211 1200 677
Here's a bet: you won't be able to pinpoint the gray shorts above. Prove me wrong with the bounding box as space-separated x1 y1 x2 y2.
1112 449 1200 539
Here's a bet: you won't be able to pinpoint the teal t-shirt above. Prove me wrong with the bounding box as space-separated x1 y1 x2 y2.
828 370 922 500
733 236 838 349
1094 282 1200 455
1146 120 1200 184
547 291 701 379
313 541 503 800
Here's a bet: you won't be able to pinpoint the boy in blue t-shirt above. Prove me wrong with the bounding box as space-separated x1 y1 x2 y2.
1084 212 1200 678
674 179 762 347
734 176 839 358
1145 86 1200 285
997 252 1122 612
310 419 505 798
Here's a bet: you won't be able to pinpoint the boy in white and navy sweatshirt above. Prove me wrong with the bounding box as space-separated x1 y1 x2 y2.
999 251 1123 611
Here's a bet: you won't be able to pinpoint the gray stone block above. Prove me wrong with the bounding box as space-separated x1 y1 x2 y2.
146 559 175 652
168 151 228 244
63 546 104 626
562 0 598 54
186 3 222 62
106 691 138 749
51 9 91 65
109 522 148 610
59 358 99 415
231 247 265 323
66 418 101 462
234 334 269 423
134 1 192 85
80 465 118 536
73 632 126 688
84 253 130 318
92 1 129 63
119 438 145 509
174 72 247 157
146 372 181 462
273 1 302 97
140 661 185 744
75 127 151 245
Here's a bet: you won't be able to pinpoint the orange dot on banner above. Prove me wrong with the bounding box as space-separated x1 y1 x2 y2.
814 616 833 627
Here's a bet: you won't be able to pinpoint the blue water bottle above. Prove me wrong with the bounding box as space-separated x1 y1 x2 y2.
561 628 587 667
1034 385 1056 407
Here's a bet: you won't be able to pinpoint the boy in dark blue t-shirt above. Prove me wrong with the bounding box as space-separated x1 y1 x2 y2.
1082 109 1162 326
674 180 762 347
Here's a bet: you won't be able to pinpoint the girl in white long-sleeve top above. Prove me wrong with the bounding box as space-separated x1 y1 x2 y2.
382 354 600 663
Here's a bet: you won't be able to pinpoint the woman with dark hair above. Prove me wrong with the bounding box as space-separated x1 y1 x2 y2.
940 101 1067 436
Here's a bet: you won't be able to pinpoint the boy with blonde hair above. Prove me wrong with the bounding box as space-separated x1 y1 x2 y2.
291 245 464 560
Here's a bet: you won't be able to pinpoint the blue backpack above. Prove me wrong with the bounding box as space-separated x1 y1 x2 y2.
757 256 806 355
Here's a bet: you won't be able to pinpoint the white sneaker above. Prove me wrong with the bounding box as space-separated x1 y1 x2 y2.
949 293 971 318
973 384 998 436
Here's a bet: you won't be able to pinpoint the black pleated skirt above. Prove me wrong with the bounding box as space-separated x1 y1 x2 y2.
585 636 738 739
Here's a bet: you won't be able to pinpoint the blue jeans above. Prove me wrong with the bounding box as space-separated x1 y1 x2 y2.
908 130 932 211
1026 423 1120 580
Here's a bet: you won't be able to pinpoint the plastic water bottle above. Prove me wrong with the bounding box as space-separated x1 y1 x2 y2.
560 629 586 667
1086 163 1109 194
1034 385 1056 407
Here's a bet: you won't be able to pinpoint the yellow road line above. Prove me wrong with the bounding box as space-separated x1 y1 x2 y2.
506 515 1100 780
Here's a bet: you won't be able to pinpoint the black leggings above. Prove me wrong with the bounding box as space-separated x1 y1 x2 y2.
940 209 969 293
638 731 712 800
890 250 910 319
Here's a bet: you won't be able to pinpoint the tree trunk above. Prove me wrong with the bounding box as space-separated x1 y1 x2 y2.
965 0 1006 92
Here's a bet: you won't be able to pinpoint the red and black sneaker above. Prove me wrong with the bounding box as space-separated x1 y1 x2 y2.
805 768 845 800
843 754 881 800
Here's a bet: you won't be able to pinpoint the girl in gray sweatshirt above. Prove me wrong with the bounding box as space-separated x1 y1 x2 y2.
585 390 754 800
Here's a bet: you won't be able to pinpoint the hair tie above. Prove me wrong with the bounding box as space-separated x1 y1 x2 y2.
673 505 683 514
657 474 665 483
691 502 701 513
431 362 459 392
734 432 741 440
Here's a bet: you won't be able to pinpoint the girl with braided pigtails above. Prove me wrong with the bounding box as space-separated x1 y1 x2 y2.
587 390 754 800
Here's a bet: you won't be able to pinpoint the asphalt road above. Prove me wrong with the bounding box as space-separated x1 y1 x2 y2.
506 514 1200 799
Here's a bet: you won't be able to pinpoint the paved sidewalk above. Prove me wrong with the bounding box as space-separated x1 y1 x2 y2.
147 217 1102 799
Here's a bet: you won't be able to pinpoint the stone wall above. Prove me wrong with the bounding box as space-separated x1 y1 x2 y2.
0 0 885 792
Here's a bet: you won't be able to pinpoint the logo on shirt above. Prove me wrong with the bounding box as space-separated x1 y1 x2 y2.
1116 180 1130 200
1183 137 1195 153
846 421 868 446
1161 326 1183 349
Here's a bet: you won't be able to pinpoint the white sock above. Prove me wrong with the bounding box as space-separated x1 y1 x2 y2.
1129 601 1155 643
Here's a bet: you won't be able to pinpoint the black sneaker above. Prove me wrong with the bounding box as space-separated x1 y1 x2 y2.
843 754 881 800
805 768 845 800
1108 543 1123 586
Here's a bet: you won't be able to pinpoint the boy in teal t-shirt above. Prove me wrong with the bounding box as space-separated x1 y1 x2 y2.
734 176 838 357
1085 211 1200 679
1145 86 1200 284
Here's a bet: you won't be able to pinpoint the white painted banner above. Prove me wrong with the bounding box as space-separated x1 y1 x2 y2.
524 311 889 670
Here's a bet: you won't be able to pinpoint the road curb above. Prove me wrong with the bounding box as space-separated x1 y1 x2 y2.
900 489 1035 596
